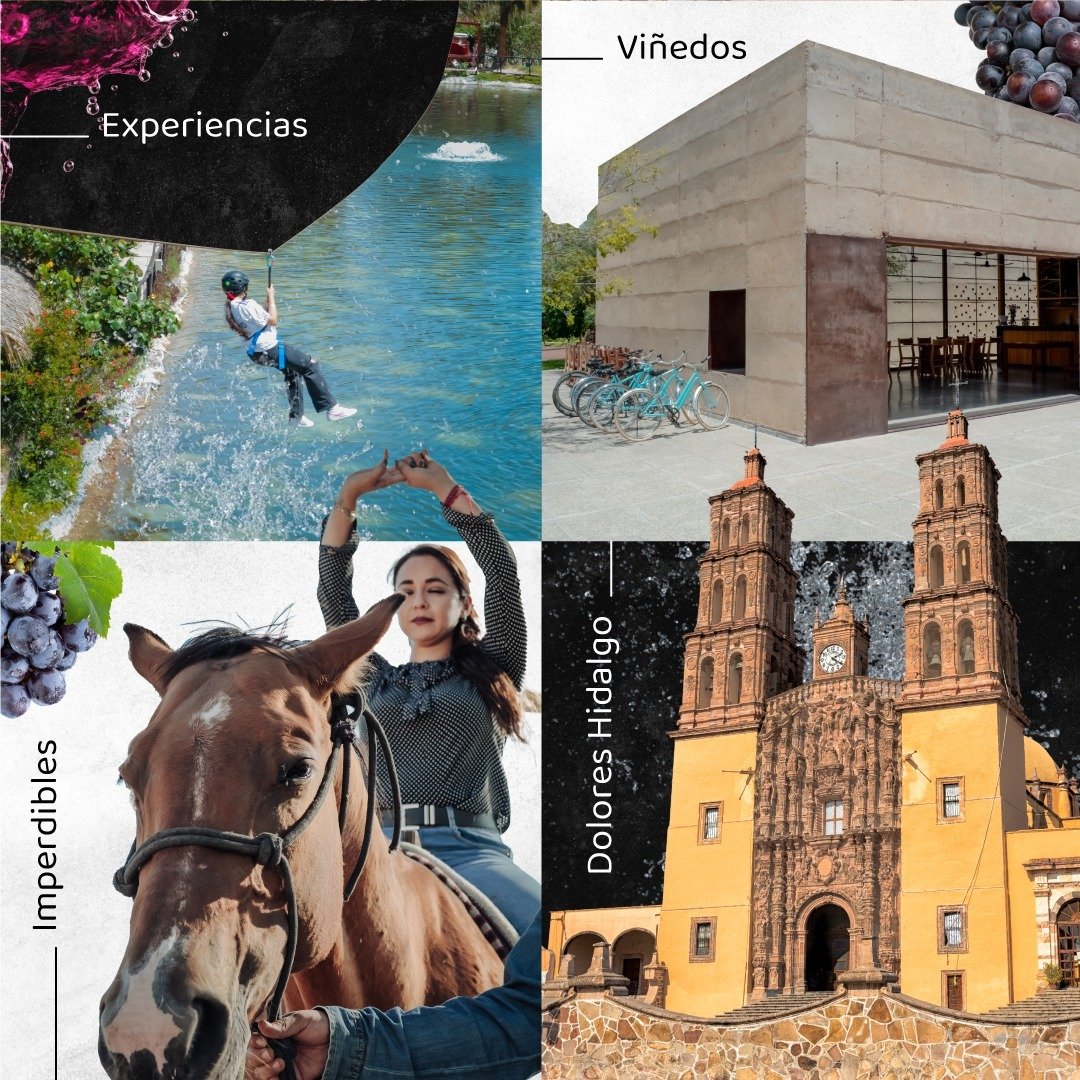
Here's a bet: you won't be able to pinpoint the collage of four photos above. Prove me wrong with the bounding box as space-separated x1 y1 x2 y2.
1 1 1079 1078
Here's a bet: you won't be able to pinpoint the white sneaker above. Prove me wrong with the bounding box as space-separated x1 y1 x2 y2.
290 415 315 428
327 405 357 421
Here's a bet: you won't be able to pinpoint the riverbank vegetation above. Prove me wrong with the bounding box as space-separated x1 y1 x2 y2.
0 227 180 536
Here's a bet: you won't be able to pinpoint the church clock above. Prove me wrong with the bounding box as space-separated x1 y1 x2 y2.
819 644 847 673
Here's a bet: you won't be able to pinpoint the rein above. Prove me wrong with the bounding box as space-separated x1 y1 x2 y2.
112 692 403 1025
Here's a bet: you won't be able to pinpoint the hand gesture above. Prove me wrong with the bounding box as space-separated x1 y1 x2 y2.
245 1011 330 1080
395 450 456 502
341 450 403 501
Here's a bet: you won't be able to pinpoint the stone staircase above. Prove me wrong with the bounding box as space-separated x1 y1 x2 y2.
979 986 1080 1023
710 991 838 1024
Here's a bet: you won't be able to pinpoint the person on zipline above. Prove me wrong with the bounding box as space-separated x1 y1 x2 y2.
222 269 356 427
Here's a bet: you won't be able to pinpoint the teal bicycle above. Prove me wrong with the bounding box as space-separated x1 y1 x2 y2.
582 352 674 432
614 359 730 442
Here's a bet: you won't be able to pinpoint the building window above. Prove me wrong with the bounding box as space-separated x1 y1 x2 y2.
938 906 967 953
934 479 944 511
957 620 975 675
955 475 966 506
727 653 743 704
824 800 844 836
699 802 722 843
929 546 945 589
738 514 750 546
938 777 965 823
957 541 971 584
698 657 714 709
721 520 731 548
711 578 724 623
734 576 747 619
943 971 965 1010
923 622 942 678
708 290 746 373
690 917 717 962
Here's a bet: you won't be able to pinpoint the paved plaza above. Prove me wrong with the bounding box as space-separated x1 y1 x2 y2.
542 371 1080 541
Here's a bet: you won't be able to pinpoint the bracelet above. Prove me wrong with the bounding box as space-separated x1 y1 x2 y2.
333 502 357 520
442 484 464 508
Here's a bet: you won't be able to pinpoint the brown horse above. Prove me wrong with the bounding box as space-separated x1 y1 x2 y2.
98 595 503 1080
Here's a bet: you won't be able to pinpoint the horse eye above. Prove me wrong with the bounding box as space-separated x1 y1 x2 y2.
278 761 314 786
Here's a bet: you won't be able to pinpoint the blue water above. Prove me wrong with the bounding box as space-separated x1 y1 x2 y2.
94 82 540 541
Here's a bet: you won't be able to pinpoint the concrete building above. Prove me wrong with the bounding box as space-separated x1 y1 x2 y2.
545 413 1080 1019
596 42 1080 443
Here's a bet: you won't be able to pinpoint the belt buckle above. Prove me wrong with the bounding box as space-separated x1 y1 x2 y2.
401 803 437 826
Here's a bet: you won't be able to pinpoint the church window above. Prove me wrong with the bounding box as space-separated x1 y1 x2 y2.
934 479 944 510
957 621 975 675
721 520 731 548
690 918 716 961
738 514 750 545
938 906 967 953
823 800 844 836
955 475 966 506
699 803 722 843
711 579 724 623
957 542 971 584
698 657 714 709
943 971 965 1010
938 777 965 823
734 576 747 619
767 657 780 697
929 546 945 589
923 623 942 678
727 654 743 704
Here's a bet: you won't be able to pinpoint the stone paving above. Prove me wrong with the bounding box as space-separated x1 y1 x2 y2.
542 991 1080 1080
541 372 1080 542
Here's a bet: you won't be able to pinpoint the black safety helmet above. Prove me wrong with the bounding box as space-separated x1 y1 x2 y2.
221 269 249 294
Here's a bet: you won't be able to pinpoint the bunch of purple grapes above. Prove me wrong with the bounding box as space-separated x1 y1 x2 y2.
1 542 97 717
957 1 1080 121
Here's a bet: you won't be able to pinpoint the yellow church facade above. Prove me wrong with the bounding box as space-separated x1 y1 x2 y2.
546 411 1080 1018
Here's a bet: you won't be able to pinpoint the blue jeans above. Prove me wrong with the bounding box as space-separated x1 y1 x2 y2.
320 915 540 1079
385 824 540 938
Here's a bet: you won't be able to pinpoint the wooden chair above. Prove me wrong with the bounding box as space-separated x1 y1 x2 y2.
896 338 918 381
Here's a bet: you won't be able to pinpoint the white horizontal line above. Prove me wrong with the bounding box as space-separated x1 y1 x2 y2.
4 134 89 139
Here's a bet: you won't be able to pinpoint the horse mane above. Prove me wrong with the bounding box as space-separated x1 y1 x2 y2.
159 623 310 685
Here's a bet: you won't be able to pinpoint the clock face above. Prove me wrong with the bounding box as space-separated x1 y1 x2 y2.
819 644 847 674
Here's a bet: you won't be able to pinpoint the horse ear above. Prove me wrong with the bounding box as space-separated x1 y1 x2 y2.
292 593 405 694
125 623 175 696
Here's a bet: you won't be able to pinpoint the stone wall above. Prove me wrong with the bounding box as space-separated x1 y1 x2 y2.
543 991 1080 1079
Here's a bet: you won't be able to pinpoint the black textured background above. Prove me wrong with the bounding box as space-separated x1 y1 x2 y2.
542 541 1080 917
2 2 456 249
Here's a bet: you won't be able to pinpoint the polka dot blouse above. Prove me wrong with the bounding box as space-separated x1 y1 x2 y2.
317 506 526 833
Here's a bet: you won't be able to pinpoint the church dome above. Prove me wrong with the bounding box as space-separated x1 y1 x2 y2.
1024 736 1061 782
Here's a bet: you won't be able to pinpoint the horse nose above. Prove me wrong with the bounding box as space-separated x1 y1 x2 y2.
99 963 233 1080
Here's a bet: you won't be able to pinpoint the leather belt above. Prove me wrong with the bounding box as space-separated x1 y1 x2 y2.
381 804 498 831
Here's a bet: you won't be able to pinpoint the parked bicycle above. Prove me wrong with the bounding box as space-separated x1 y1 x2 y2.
614 359 730 442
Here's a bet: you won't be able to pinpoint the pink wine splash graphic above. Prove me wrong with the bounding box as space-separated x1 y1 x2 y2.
0 0 191 199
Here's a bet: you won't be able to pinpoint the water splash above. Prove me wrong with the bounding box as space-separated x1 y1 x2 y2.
0 0 189 198
425 141 503 163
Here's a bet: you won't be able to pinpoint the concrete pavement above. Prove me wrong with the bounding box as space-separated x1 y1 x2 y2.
541 371 1080 541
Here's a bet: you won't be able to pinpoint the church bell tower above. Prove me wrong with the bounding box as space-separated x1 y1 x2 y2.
679 448 803 733
899 409 1023 718
810 579 870 681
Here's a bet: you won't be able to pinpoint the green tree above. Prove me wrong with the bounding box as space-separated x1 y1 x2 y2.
541 148 660 342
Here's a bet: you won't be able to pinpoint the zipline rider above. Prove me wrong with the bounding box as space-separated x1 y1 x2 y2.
222 269 356 428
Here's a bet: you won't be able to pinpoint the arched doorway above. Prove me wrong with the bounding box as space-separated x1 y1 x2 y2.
612 929 656 996
1057 900 1080 988
805 904 851 991
563 933 606 980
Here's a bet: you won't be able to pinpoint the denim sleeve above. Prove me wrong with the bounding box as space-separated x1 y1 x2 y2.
319 916 540 1080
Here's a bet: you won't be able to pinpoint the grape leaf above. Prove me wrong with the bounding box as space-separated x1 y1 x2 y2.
25 542 123 637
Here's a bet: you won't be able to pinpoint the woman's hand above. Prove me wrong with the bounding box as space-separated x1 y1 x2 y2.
321 451 403 546
245 1012 330 1080
395 450 456 502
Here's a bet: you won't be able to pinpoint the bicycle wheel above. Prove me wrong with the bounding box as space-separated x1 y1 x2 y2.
587 384 623 432
615 389 665 442
574 378 608 424
552 370 588 417
693 380 731 430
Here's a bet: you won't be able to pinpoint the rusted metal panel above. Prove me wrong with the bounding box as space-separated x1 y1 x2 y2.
805 234 888 444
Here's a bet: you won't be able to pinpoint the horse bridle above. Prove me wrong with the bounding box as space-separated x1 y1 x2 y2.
112 692 403 1026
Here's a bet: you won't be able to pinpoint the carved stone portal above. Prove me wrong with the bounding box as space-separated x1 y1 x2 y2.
749 678 902 996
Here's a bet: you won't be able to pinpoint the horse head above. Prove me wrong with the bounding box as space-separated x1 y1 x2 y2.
98 595 403 1080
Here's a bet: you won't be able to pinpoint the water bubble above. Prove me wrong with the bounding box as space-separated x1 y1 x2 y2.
161 32 174 47
62 160 74 173
180 25 188 32
182 7 196 20
87 79 101 94
86 97 100 116
110 84 118 91
138 70 151 83
222 30 228 37
86 143 92 149
172 51 180 58
187 66 194 73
